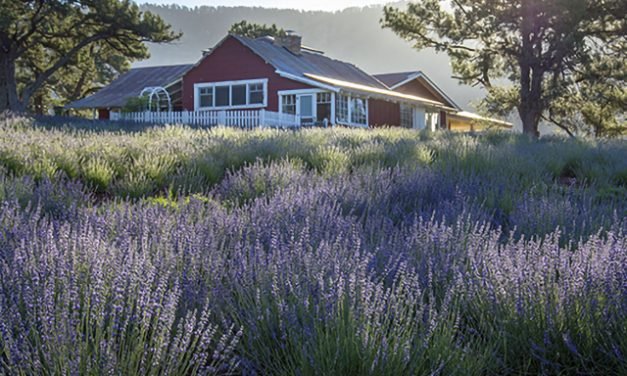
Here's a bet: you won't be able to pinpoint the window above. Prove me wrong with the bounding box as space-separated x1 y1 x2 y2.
317 93 331 103
231 85 247 106
336 94 349 122
350 97 367 125
317 93 332 123
282 95 296 114
335 94 367 126
199 87 213 108
215 86 230 107
425 111 440 130
249 83 264 104
400 104 413 128
196 79 267 109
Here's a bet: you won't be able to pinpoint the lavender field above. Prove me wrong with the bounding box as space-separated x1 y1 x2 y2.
0 116 626 375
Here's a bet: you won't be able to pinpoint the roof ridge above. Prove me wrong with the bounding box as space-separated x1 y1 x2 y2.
229 34 388 88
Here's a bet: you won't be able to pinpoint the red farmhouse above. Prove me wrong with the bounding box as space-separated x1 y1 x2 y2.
68 32 512 131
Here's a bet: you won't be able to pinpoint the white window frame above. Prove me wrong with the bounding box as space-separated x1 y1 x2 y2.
194 78 268 111
281 94 297 115
426 110 440 131
336 94 349 123
248 83 265 105
400 103 413 128
278 89 328 122
336 93 369 128
350 96 368 126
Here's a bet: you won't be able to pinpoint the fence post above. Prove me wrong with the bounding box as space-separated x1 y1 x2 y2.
259 109 266 128
218 111 226 126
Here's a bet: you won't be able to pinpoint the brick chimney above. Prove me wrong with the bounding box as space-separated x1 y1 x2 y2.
274 30 302 55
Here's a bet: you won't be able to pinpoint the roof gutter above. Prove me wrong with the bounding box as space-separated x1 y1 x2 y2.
449 111 514 128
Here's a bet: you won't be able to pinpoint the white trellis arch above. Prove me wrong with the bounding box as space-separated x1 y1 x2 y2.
139 86 172 112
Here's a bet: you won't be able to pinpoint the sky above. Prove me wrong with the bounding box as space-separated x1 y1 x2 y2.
136 0 390 11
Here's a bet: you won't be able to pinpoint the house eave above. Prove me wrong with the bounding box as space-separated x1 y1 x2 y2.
390 72 461 110
275 70 340 92
450 111 514 128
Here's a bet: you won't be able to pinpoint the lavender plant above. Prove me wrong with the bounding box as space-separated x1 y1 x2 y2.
0 116 625 375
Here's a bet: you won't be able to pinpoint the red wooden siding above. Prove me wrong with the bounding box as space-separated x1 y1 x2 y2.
394 79 449 106
369 99 400 127
181 36 313 111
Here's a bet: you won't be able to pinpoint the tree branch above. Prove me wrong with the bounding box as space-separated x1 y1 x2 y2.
20 31 113 105
15 0 48 56
543 114 576 138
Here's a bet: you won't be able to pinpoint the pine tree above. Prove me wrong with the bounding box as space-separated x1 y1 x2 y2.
0 0 181 113
383 0 626 137
229 21 285 39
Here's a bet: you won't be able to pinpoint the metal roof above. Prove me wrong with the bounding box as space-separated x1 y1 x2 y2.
66 64 193 109
374 71 460 110
373 71 422 88
66 36 466 113
233 35 388 90
304 73 455 110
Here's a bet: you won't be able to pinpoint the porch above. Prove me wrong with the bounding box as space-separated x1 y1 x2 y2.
277 87 442 130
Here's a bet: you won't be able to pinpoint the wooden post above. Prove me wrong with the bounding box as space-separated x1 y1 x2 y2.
330 92 336 127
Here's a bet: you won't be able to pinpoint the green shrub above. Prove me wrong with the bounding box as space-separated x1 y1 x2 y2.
81 157 115 192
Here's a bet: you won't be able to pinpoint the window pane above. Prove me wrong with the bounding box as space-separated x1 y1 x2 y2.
215 86 230 107
400 104 413 128
232 85 247 106
199 87 213 108
300 95 313 117
317 92 331 104
200 94 213 108
336 94 348 122
199 87 212 107
282 95 296 114
249 83 264 104
351 97 367 125
249 92 264 104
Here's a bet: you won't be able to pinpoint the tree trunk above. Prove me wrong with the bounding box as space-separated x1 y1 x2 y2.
518 59 544 138
517 4 544 139
520 105 541 138
33 94 44 115
0 51 21 113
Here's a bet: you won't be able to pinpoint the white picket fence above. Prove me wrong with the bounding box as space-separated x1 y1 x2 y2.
111 109 301 129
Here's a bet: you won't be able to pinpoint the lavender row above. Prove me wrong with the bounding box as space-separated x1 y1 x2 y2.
1 117 626 200
1 160 625 374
